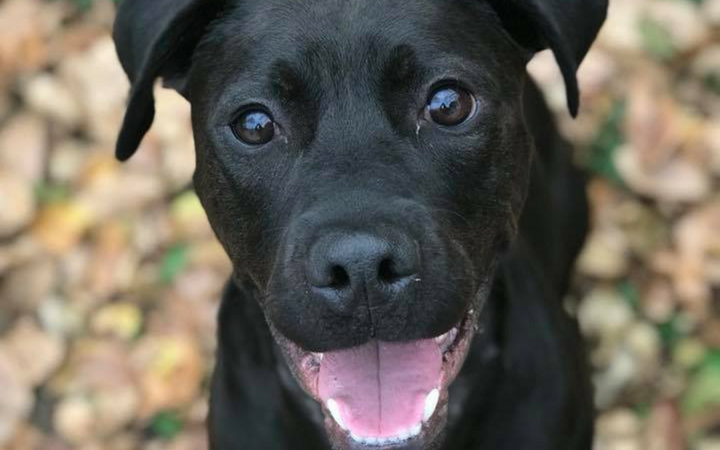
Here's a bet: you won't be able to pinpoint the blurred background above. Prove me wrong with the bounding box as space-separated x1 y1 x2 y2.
0 0 718 448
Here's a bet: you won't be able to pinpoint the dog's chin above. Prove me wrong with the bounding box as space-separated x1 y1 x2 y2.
270 306 480 450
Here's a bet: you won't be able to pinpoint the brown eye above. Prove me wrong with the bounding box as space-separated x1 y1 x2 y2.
231 109 275 145
426 86 475 126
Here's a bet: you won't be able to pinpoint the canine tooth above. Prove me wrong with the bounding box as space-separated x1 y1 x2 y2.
435 328 459 349
312 352 323 362
326 399 346 430
410 423 422 436
435 332 447 344
423 388 440 422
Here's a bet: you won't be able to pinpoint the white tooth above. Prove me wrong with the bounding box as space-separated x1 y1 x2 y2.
423 389 440 422
398 430 410 441
312 352 323 362
350 432 362 442
326 399 346 430
435 332 446 344
410 423 422 436
366 437 378 445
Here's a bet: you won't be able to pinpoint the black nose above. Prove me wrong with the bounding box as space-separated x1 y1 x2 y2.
305 232 420 313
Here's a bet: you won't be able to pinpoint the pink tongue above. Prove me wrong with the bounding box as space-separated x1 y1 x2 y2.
318 339 441 438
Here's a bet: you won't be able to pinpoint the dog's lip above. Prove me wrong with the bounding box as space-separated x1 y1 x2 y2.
303 326 459 377
282 308 474 397
270 307 478 448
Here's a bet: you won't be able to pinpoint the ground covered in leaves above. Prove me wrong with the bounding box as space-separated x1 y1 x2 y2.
0 0 718 449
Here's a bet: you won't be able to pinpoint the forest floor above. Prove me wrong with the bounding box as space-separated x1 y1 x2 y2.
0 0 718 449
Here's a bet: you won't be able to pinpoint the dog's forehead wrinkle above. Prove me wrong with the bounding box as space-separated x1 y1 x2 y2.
297 40 381 96
222 0 423 51
215 0 486 63
192 0 519 119
257 0 438 32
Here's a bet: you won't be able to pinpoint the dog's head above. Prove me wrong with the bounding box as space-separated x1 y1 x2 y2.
114 0 605 448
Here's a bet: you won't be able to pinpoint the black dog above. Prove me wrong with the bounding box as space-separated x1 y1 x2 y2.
113 0 607 448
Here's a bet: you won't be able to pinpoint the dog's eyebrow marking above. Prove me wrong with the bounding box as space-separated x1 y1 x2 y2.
381 44 422 91
267 59 320 147
268 61 311 103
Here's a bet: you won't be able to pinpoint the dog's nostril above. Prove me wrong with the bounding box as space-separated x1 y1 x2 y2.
329 265 350 289
378 258 402 284
304 233 419 299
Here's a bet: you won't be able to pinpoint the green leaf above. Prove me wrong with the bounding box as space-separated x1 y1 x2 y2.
585 100 625 183
639 17 675 62
657 316 682 348
150 410 183 439
48 0 120 11
618 280 641 312
683 351 720 413
34 182 71 205
159 244 189 284
633 403 652 419
703 73 720 96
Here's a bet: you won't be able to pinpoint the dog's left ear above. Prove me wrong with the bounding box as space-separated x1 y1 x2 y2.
113 0 224 161
487 0 608 117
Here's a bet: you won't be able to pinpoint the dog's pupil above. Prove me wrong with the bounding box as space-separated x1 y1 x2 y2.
428 87 473 126
232 110 275 145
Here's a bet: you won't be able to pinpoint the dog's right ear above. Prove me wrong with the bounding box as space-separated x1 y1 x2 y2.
113 0 223 161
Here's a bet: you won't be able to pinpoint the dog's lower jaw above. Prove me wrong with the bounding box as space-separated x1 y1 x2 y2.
268 290 486 450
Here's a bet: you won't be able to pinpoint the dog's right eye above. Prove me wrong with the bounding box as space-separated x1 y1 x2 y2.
231 109 275 145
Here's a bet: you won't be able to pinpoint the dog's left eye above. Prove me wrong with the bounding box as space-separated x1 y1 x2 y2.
231 109 276 145
425 85 476 127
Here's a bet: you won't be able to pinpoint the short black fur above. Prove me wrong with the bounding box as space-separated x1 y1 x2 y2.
112 0 607 448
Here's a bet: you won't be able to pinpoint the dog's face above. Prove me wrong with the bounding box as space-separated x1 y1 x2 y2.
192 2 527 446
113 0 606 448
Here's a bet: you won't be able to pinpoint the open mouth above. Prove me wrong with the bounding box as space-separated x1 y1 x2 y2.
271 308 478 448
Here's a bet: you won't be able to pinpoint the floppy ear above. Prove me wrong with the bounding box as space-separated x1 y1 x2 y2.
487 0 608 117
113 0 223 161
